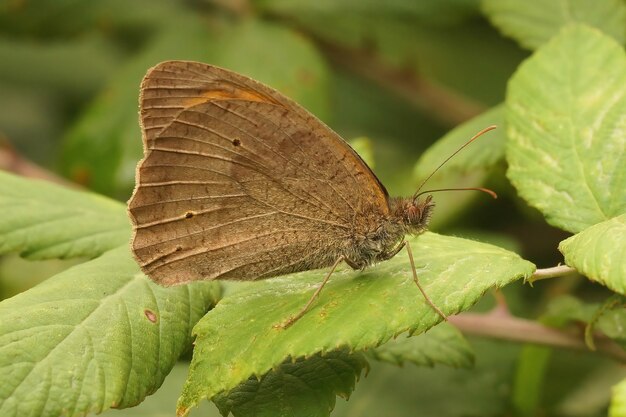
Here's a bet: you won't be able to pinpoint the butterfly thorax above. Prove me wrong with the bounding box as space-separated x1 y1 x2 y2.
341 195 434 270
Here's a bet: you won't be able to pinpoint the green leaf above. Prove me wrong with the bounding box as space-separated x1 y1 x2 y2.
545 295 626 349
177 232 534 415
0 171 130 259
0 246 220 417
334 338 521 417
506 25 626 233
611 379 626 417
413 105 504 227
544 295 597 325
588 296 626 350
559 214 626 294
213 350 368 417
98 362 220 417
535 296 626 417
367 322 474 368
482 0 626 50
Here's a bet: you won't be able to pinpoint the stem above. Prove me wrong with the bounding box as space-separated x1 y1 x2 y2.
210 0 252 16
528 265 577 283
263 12 486 126
449 313 626 362
314 38 486 126
0 137 75 187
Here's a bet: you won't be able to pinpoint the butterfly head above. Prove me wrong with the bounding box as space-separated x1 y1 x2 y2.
391 195 435 235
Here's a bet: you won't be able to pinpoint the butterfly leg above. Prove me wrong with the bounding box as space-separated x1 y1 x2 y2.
404 240 448 321
276 255 345 329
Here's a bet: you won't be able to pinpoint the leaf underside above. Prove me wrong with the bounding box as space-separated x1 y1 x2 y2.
367 322 475 368
213 350 368 417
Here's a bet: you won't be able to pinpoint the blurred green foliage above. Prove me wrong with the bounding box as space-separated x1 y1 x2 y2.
0 0 527 199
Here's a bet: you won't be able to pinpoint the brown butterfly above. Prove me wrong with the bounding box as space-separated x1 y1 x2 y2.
128 61 494 327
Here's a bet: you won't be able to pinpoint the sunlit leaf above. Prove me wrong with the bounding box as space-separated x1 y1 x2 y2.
0 171 129 259
559 214 626 294
0 246 220 417
506 25 626 233
177 232 534 415
482 0 626 50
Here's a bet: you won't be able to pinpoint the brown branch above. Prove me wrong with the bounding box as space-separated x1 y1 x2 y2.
316 38 486 126
449 312 626 362
227 4 487 125
209 0 252 16
0 136 75 187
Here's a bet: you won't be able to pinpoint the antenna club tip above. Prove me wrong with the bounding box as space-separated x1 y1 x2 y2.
478 125 497 136
478 187 498 199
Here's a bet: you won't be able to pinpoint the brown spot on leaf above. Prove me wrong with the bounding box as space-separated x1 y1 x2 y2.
144 309 158 323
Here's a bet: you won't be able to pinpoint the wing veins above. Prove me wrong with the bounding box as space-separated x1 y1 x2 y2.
137 211 281 252
216 246 328 280
176 111 347 216
212 101 361 215
140 180 232 187
142 227 320 270
132 193 247 210
135 205 242 229
147 146 337 218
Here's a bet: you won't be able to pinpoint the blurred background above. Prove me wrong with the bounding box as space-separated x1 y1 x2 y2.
1 1 620 416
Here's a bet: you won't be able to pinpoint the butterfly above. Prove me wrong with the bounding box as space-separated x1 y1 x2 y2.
128 61 494 327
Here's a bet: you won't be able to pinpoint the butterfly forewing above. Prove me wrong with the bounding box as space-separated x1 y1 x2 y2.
128 61 390 285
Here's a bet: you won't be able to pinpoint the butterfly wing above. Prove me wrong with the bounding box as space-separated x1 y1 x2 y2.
128 61 390 285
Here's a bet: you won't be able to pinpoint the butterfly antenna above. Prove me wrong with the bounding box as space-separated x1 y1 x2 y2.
412 125 497 200
414 187 497 200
